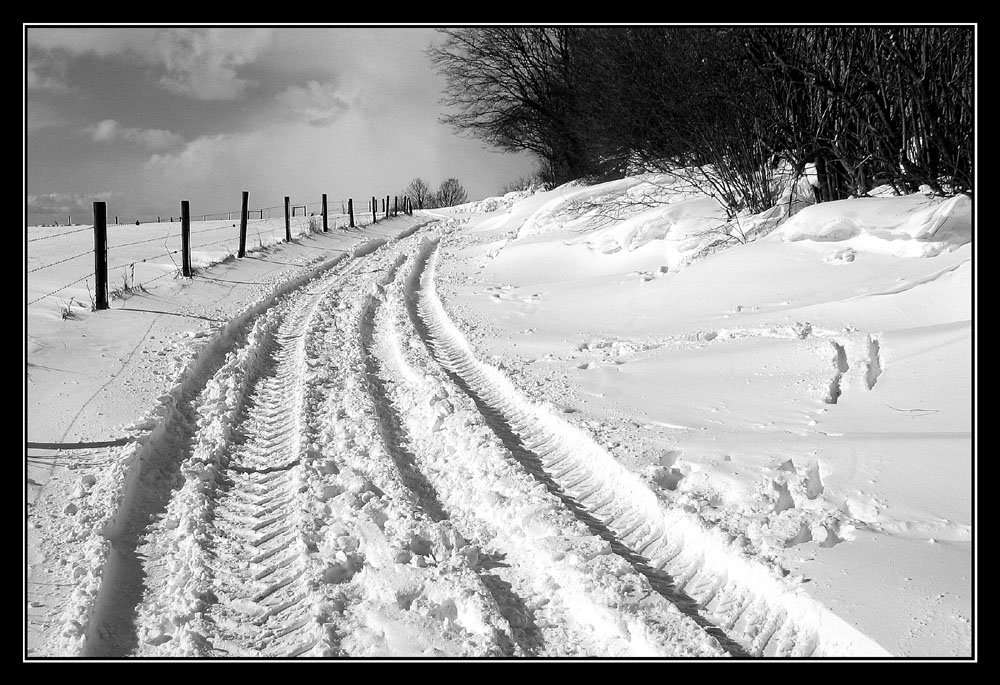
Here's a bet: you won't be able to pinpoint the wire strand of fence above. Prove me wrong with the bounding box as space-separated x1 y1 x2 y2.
27 249 94 274
109 233 181 250
27 272 92 306
26 225 94 243
28 193 401 307
30 201 360 239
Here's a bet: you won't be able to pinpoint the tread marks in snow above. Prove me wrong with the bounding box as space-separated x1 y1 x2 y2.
405 238 892 659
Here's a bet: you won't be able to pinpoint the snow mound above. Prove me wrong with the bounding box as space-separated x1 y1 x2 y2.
567 194 726 260
453 186 547 214
507 172 810 268
515 176 666 241
774 193 971 257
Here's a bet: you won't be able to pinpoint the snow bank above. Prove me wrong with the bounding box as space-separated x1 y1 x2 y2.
774 193 972 257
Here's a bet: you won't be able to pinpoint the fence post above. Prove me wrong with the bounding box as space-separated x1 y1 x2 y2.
384 195 389 219
181 200 192 277
394 196 398 217
238 191 249 258
322 193 328 232
348 198 355 228
372 196 377 224
284 196 291 242
93 202 109 310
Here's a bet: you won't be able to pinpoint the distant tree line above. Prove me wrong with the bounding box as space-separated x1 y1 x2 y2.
401 177 469 209
429 26 973 215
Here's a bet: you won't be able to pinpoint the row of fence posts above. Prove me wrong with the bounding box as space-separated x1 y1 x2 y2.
88 191 414 311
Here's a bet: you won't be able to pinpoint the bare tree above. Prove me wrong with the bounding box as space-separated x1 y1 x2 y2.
436 178 468 207
743 26 973 198
403 177 434 209
429 27 605 186
502 175 543 194
428 25 972 218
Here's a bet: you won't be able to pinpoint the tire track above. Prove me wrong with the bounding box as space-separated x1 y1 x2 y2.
61 225 893 659
130 254 372 657
56 239 392 657
191 278 342 658
79 230 515 658
405 236 893 658
358 255 449 524
320 238 516 657
371 241 731 657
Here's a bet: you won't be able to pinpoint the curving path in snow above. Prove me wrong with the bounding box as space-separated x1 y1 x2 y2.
400 233 893 658
45 220 893 659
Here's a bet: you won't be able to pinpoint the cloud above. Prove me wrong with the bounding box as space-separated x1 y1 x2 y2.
144 131 267 191
86 119 183 150
27 27 275 101
26 27 152 56
26 49 74 94
27 101 66 132
26 62 72 94
276 80 353 127
152 28 274 100
27 191 114 215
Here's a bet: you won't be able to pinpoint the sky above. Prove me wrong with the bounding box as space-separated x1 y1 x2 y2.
24 25 539 226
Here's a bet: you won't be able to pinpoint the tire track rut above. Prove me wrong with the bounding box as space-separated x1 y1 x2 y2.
371 239 730 657
403 236 893 658
63 225 893 659
129 254 372 657
81 233 515 658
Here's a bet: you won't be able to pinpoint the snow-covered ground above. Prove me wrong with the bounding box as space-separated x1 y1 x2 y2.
25 173 975 660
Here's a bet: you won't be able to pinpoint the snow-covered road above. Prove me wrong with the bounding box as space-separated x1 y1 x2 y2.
30 216 904 658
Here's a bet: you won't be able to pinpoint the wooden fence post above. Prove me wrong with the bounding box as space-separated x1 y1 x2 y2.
93 202 109 310
238 191 249 258
385 195 390 219
372 196 377 223
181 200 192 277
284 196 291 242
394 196 398 216
322 193 329 232
348 198 355 228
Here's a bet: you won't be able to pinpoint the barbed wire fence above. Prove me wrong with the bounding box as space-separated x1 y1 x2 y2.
27 191 414 309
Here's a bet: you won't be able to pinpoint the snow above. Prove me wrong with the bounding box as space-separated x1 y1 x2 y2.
25 173 974 660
